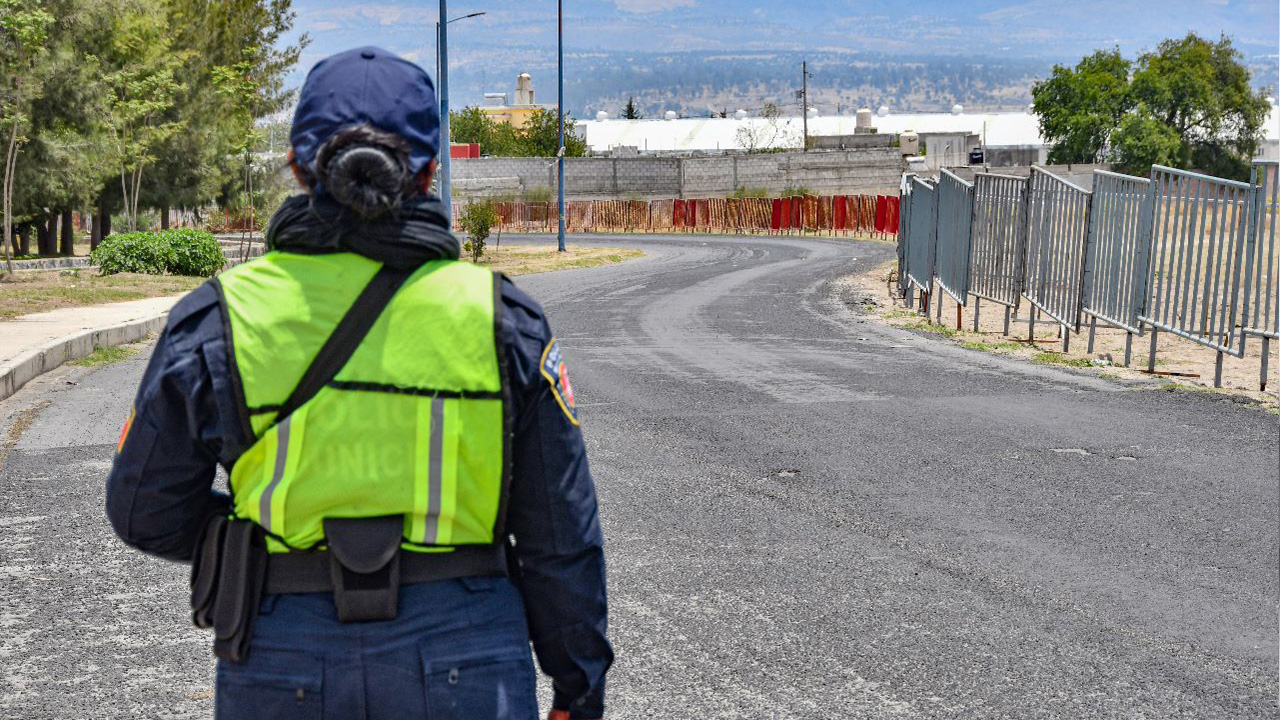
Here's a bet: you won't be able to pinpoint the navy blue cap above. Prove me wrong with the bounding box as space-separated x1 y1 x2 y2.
290 46 439 175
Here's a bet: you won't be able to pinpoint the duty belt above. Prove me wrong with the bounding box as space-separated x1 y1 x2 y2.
192 515 507 662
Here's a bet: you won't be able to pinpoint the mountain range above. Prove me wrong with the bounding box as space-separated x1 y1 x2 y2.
284 0 1279 116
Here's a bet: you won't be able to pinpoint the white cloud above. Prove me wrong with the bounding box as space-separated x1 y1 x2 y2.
609 0 696 13
307 20 341 31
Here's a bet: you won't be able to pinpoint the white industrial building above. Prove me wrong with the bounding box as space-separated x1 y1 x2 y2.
578 103 1280 165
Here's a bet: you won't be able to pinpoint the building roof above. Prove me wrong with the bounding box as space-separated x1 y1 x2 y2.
578 103 1280 154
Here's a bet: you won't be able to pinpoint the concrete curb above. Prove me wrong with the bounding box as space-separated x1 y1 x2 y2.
0 312 170 403
11 257 92 271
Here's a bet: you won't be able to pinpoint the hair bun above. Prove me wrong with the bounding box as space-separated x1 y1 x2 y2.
313 124 415 218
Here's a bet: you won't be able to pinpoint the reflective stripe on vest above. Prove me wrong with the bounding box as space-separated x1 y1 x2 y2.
216 251 509 553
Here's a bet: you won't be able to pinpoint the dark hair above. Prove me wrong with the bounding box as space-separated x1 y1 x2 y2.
312 124 416 217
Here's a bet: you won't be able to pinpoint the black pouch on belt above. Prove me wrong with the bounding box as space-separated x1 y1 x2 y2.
323 515 403 623
190 514 228 629
211 520 267 662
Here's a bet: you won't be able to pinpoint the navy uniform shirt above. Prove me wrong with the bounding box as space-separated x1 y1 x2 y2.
105 271 613 718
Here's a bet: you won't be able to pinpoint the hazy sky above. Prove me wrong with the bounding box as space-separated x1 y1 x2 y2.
284 0 1279 70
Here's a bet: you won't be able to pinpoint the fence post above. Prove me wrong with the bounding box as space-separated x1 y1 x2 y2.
1147 327 1159 372
972 297 982 332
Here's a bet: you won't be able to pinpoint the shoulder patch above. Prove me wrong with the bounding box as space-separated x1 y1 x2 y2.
117 406 136 454
539 338 580 425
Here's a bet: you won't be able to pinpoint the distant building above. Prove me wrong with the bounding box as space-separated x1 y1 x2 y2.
578 103 1280 167
478 73 554 129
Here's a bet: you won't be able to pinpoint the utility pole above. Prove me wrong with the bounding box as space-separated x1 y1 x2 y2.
438 0 452 227
557 0 566 252
801 60 809 152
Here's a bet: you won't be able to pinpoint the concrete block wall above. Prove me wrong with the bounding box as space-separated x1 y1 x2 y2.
451 148 905 200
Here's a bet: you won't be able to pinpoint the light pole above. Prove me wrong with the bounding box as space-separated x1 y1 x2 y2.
436 7 485 228
557 0 566 252
436 12 485 91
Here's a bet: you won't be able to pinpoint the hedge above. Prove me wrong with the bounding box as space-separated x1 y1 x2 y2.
90 228 225 277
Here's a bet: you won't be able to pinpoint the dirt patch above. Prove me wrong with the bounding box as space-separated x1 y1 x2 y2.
470 244 644 275
846 260 1278 408
0 269 203 320
0 400 50 472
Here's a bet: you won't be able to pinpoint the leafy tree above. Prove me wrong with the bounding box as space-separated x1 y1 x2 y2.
0 0 54 273
101 2 187 231
1119 33 1270 178
146 0 304 218
450 106 586 158
622 97 642 120
1032 34 1270 178
450 106 519 156
521 108 588 158
1031 49 1132 165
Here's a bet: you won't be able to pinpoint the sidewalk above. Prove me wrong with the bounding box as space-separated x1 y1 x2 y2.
1 295 183 402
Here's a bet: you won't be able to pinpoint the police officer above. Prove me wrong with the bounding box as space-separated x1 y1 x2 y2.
106 47 612 720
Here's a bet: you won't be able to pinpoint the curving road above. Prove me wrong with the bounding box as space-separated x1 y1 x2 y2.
1 233 1276 718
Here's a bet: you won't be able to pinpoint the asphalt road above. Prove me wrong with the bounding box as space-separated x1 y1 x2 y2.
1 233 1276 719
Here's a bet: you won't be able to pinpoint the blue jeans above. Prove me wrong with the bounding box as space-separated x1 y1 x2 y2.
215 576 538 720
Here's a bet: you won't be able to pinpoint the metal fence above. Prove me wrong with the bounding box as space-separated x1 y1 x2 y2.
1244 161 1279 388
1140 165 1257 372
895 160 1277 389
1022 167 1092 349
935 169 975 305
1081 170 1152 364
968 174 1028 311
897 176 915 298
904 177 937 294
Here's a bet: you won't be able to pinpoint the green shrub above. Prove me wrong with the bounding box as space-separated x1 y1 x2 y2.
161 228 225 276
91 232 176 275
780 185 816 197
91 228 224 277
521 186 554 203
459 202 498 262
731 185 770 199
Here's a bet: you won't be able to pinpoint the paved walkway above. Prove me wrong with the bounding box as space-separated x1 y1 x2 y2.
0 296 184 400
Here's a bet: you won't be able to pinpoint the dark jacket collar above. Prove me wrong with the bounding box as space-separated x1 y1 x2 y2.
265 193 460 269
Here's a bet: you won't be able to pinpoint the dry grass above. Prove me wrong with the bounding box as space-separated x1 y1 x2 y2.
848 259 1278 408
470 244 644 276
0 269 204 320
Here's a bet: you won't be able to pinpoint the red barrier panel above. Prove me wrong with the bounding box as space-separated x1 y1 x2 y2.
770 199 783 230
833 196 847 231
673 199 685 229
874 196 887 234
697 199 710 231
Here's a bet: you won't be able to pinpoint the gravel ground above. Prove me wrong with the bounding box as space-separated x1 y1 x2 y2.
0 233 1276 719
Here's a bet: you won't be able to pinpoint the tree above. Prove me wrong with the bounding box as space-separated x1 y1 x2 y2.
1031 49 1132 165
735 102 800 153
147 0 305 219
622 97 642 120
521 108 588 158
1032 34 1270 178
450 106 587 158
458 200 496 262
1119 33 1270 178
101 2 187 232
0 0 54 274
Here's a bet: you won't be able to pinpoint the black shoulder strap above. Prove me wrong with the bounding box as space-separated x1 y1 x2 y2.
273 265 414 424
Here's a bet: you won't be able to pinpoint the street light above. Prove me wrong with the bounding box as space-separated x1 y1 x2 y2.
436 6 486 228
436 12 485 86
